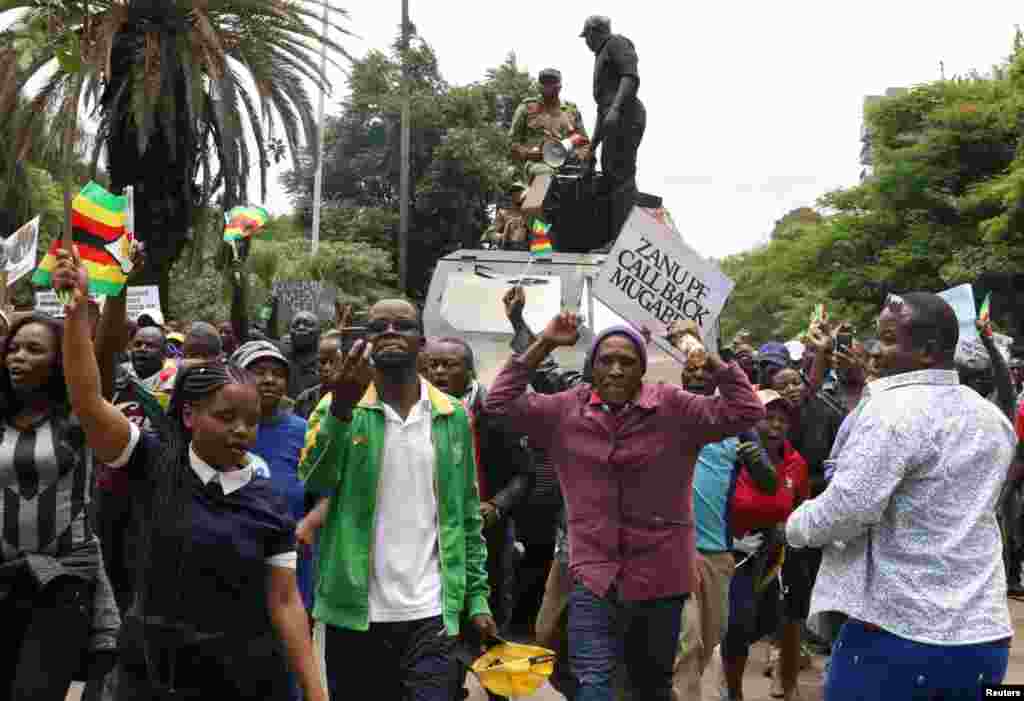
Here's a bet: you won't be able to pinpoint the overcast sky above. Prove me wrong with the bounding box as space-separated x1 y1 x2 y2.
266 0 1020 259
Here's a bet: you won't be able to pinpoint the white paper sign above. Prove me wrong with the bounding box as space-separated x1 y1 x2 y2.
34 289 64 317
35 285 159 320
590 207 734 363
4 216 39 286
123 285 161 321
936 283 1013 368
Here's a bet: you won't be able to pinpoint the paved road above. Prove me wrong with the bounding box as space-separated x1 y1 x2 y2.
69 599 1024 700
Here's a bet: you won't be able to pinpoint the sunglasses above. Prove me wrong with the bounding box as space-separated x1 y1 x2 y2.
366 318 420 335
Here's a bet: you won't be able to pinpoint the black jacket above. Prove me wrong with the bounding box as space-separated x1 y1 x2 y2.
468 384 534 514
791 391 846 498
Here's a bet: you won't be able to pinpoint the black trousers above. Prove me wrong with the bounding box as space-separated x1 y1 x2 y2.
115 620 290 700
325 616 461 701
600 100 646 238
0 576 93 701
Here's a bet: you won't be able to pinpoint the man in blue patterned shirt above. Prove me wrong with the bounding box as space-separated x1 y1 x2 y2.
786 292 1016 700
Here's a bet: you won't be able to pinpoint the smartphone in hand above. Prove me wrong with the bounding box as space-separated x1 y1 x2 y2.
835 333 853 355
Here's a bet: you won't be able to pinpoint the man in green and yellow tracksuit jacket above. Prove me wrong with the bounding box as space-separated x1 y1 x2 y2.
298 298 495 700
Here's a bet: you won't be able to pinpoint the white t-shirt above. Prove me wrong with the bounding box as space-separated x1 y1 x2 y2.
367 382 443 622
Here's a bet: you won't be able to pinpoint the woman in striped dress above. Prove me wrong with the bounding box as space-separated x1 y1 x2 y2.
0 312 119 699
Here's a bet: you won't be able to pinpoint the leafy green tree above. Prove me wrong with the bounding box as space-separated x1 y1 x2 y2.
1 0 349 305
722 30 1024 344
282 45 535 296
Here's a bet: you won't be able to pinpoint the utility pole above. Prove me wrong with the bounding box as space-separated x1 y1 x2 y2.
311 1 329 255
399 0 411 293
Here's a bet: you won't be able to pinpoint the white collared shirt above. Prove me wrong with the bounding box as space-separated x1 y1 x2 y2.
368 380 443 622
112 423 296 569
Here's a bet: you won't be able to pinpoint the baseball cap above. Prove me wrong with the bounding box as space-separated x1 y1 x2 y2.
758 342 790 369
538 68 562 83
579 15 611 37
230 340 289 370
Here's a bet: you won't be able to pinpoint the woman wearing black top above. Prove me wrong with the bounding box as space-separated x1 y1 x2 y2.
56 248 326 701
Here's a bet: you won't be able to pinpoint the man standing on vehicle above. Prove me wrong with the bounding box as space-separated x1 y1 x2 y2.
580 15 645 239
509 68 591 184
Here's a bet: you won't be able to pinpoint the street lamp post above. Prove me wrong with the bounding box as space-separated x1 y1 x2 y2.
398 0 411 293
311 1 329 255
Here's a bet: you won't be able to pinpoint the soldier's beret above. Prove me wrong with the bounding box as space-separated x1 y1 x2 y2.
538 68 562 83
579 15 611 37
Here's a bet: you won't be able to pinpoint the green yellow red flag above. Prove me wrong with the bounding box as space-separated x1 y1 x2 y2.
223 205 270 242
32 182 131 297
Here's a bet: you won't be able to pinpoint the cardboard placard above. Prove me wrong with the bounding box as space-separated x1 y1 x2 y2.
272 280 339 327
590 207 734 362
5 216 39 287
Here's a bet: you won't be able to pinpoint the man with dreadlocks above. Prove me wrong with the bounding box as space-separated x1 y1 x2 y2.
55 248 326 701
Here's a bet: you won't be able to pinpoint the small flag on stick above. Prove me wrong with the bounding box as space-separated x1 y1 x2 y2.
979 293 991 323
529 218 553 258
33 182 132 299
223 205 269 243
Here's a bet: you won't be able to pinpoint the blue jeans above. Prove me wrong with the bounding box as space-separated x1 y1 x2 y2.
568 582 686 701
825 620 1009 701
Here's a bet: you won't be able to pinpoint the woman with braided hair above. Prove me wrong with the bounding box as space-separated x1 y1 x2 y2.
55 247 326 701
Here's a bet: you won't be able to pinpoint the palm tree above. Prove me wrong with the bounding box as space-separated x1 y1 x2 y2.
0 0 349 299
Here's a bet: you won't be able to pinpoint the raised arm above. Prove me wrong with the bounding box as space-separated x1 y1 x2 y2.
297 340 373 492
670 355 764 445
484 312 582 446
229 268 250 344
504 287 586 395
979 319 1016 421
55 248 134 465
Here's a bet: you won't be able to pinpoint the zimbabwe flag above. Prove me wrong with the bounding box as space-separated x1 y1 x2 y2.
223 205 269 242
529 218 553 258
32 182 131 297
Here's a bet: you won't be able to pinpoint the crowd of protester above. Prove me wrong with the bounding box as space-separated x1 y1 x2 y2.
0 244 1020 701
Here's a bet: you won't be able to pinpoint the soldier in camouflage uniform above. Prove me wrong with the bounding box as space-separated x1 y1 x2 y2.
509 68 592 183
482 182 529 249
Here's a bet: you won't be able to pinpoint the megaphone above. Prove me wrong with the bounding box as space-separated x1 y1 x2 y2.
542 138 575 169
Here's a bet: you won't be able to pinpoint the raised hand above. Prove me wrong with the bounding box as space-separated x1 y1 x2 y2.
976 317 994 339
327 339 374 419
126 241 147 282
540 312 582 348
805 320 833 354
52 247 89 314
503 286 525 324
335 301 353 331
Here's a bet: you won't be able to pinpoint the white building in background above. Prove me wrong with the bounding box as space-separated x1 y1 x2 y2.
859 87 909 180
